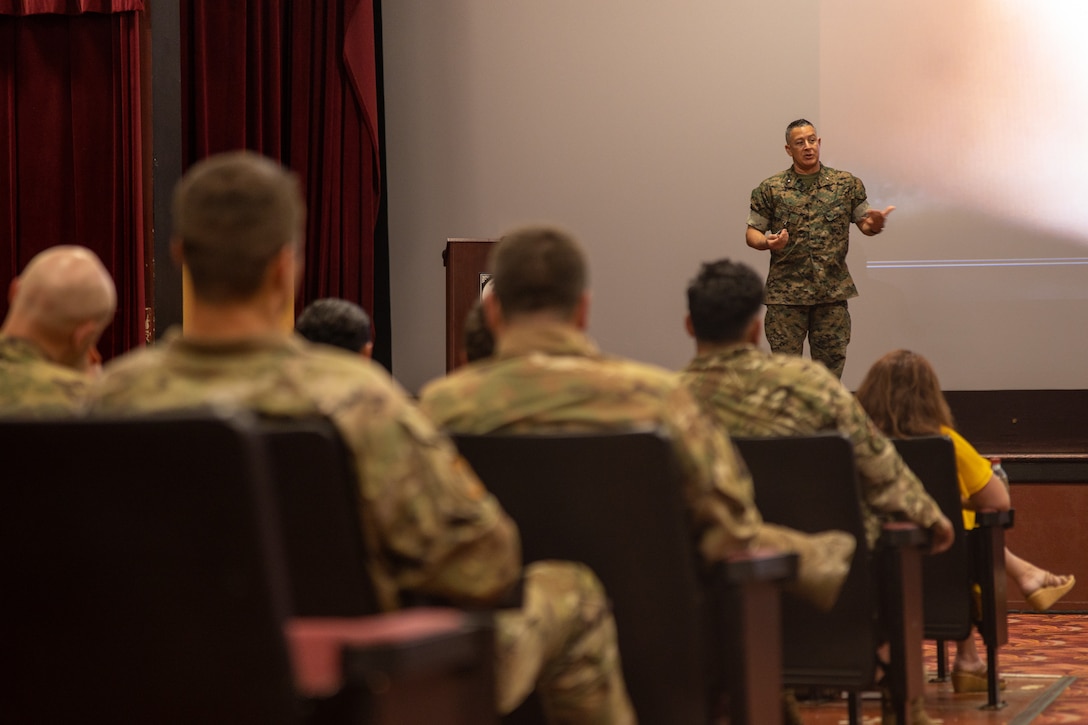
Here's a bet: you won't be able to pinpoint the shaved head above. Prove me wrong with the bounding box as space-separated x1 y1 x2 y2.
3 246 117 368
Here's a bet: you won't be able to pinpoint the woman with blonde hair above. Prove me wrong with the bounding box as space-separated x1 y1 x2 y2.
856 349 1075 692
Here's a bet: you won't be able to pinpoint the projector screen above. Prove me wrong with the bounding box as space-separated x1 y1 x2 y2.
819 0 1088 389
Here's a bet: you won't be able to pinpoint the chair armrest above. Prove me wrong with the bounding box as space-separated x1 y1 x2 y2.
880 521 929 549
974 509 1014 529
720 549 798 585
287 608 493 698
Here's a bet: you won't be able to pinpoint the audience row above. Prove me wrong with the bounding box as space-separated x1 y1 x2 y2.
0 150 1073 725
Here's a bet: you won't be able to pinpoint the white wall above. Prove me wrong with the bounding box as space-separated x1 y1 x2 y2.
382 1 1088 394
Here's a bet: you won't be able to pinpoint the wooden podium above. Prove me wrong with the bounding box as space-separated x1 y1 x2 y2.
443 238 496 371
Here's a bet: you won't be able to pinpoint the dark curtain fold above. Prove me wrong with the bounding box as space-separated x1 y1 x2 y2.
288 0 378 315
0 0 143 14
0 10 146 359
180 0 284 161
181 0 380 322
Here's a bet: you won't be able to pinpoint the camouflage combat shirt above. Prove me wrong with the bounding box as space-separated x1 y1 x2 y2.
87 332 521 611
419 322 764 562
747 165 870 305
681 343 943 548
0 336 88 417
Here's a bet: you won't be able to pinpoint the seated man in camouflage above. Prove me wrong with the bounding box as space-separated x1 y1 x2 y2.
680 258 955 725
87 152 634 724
0 246 116 416
681 258 953 554
419 224 856 612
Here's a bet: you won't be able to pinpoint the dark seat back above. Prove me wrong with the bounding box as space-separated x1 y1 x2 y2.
452 430 717 725
256 416 381 616
892 436 972 641
1 413 301 724
733 433 877 688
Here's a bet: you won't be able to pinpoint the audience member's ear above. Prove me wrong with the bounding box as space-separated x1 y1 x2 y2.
483 293 503 335
573 291 591 330
746 317 763 346
85 344 104 377
8 276 19 305
684 314 696 339
71 320 104 370
361 342 374 359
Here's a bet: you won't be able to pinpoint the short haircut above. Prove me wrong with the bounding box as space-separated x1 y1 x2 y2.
172 151 306 303
296 298 371 352
855 349 955 438
462 299 495 362
686 259 765 343
489 225 587 318
786 118 816 141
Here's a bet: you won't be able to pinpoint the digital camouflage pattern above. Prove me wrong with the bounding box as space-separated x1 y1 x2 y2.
681 343 944 549
420 322 856 611
0 336 88 417
88 332 633 722
747 165 869 306
764 301 851 379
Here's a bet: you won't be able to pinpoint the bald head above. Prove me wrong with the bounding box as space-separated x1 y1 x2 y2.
3 246 117 368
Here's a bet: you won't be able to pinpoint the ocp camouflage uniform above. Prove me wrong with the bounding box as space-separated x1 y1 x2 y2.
681 343 944 549
747 165 870 378
86 332 634 724
0 336 88 416
419 322 856 612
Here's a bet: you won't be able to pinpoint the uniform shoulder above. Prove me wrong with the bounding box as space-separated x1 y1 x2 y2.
756 169 792 188
819 165 859 183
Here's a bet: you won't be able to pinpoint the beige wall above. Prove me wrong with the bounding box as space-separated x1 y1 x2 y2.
382 1 1088 394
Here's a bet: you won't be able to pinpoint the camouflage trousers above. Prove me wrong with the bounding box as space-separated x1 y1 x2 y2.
764 301 851 379
495 561 636 724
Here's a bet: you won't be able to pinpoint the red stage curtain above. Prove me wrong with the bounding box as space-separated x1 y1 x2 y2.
181 0 380 318
0 6 146 359
0 0 142 14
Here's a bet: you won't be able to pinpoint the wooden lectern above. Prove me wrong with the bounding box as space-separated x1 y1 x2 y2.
443 238 496 371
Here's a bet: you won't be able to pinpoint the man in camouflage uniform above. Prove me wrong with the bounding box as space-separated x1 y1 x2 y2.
745 118 896 379
681 259 954 725
0 246 116 416
86 152 635 724
681 258 953 553
419 224 857 614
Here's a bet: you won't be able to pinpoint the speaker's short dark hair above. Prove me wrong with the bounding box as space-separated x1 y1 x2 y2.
785 118 816 141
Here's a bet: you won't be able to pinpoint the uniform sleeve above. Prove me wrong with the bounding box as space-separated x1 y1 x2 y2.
661 383 763 562
747 182 772 231
335 393 522 610
850 175 871 223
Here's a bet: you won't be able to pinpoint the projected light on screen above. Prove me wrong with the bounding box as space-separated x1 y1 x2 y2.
816 0 1088 389
820 0 1088 251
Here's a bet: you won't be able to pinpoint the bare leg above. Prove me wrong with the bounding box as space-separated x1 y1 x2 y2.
953 630 984 675
951 629 1006 693
1006 546 1072 598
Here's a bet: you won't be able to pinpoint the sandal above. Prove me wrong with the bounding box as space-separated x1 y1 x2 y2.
1025 575 1075 612
951 669 1007 693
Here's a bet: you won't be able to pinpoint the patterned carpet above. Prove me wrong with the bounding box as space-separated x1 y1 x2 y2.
797 613 1087 724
